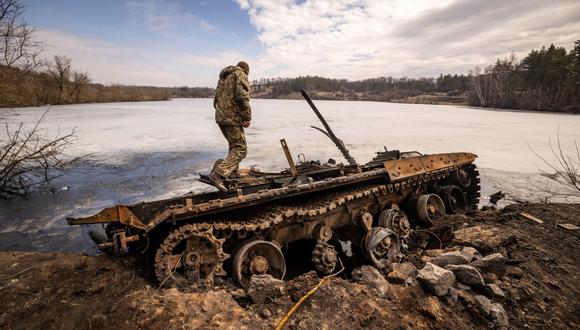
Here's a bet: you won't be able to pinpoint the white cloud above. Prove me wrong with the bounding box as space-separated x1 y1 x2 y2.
235 0 580 80
36 29 248 87
126 0 215 32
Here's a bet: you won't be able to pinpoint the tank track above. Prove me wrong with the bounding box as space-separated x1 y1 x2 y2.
155 164 479 286
463 163 481 209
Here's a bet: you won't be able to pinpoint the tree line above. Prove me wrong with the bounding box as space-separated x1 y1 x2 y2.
251 74 470 102
0 0 170 108
253 41 580 112
470 42 580 112
0 57 173 107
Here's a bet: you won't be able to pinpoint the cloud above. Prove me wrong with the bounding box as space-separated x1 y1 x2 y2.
235 0 580 80
126 0 215 32
36 29 248 87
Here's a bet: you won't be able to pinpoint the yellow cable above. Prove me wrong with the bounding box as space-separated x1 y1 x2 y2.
275 259 344 330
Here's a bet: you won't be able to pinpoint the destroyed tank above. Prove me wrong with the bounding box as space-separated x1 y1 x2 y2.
68 91 480 288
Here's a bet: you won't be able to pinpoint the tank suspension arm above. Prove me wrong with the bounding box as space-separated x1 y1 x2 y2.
300 90 358 166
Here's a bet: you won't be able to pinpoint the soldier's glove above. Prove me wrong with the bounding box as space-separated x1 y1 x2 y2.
242 121 251 128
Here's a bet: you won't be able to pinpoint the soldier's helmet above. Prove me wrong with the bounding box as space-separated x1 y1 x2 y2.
237 61 250 75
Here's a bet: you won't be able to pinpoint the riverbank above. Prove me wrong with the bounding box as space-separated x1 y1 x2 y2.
252 88 468 106
0 202 578 329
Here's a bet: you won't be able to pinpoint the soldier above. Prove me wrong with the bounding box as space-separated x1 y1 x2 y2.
204 61 252 191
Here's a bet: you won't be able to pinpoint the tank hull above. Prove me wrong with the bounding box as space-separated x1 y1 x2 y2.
68 151 480 288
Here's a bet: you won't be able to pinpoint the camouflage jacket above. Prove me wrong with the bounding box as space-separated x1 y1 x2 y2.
214 66 251 126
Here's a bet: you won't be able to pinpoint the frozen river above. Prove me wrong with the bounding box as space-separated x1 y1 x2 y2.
1 98 579 253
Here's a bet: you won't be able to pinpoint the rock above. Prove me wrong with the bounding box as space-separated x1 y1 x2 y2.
458 289 475 305
446 265 485 287
474 295 493 315
460 247 481 261
489 191 506 204
453 226 514 252
542 276 561 289
246 275 285 304
432 251 472 267
456 283 471 291
417 262 455 296
490 303 509 328
487 283 506 299
419 296 443 320
387 262 417 284
505 266 523 278
259 308 272 319
285 271 319 302
470 253 506 273
447 287 458 304
482 272 498 283
352 265 390 297
424 249 445 258
230 288 246 300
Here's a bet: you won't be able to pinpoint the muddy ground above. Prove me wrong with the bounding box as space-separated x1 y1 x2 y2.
0 203 578 329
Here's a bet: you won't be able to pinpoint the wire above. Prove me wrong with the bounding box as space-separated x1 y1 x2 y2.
275 258 345 330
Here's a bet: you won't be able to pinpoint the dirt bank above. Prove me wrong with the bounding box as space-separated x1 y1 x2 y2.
0 203 578 329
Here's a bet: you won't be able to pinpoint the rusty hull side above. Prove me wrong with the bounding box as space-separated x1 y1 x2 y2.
67 152 477 232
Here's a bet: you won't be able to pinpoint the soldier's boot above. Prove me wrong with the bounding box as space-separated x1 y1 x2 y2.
206 172 227 192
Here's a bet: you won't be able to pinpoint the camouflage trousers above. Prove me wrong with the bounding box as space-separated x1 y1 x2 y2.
215 124 247 178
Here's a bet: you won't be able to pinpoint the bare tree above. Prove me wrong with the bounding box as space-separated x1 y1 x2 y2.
530 131 580 200
470 65 493 106
69 71 90 103
47 55 71 102
0 110 76 199
0 0 42 70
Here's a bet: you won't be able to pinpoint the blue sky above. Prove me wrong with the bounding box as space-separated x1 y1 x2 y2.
21 0 580 87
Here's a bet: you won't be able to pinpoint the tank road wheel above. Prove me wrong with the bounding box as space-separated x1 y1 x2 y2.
233 240 286 289
416 194 446 225
311 241 338 275
437 185 467 214
378 207 411 237
455 167 472 188
154 225 229 287
363 227 400 270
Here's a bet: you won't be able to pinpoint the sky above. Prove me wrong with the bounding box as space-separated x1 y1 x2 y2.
22 0 580 87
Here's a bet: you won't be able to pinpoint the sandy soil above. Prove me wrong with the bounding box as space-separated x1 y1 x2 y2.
0 203 578 329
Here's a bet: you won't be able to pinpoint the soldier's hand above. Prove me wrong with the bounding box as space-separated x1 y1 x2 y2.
242 121 251 128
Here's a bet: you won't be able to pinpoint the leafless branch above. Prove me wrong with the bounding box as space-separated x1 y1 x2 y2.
0 110 76 199
529 130 580 200
0 0 42 70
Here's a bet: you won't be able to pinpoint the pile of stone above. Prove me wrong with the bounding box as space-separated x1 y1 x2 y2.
384 245 511 329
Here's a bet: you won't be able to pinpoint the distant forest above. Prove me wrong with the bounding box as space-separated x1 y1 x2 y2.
251 74 469 102
252 41 580 113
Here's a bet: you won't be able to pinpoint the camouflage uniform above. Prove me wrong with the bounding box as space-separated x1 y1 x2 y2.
213 65 251 178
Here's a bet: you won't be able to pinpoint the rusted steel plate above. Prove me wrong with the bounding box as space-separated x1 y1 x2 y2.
383 157 426 181
419 154 453 171
448 152 478 166
67 205 147 230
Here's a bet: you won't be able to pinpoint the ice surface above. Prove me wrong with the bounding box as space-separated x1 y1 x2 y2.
1 99 578 253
